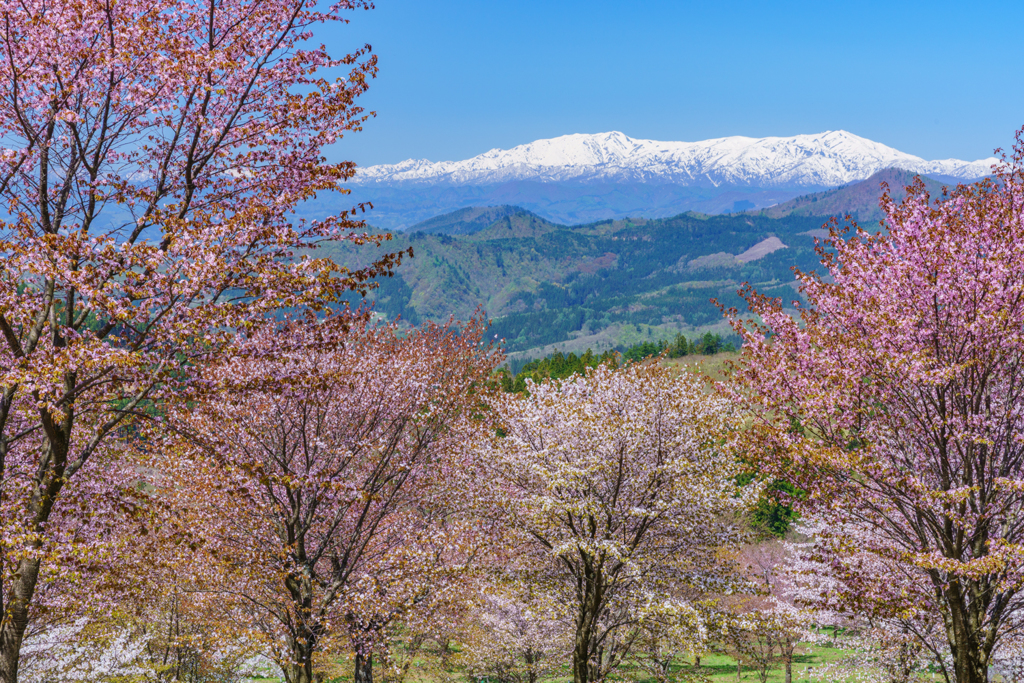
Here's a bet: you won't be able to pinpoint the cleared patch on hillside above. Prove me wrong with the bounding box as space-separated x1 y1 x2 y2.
687 252 741 271
737 236 787 263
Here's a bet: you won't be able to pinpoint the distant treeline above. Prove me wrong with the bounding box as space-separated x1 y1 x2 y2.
498 332 738 392
498 349 618 393
619 331 737 363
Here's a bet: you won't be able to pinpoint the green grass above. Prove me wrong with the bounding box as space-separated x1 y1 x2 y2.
244 638 896 683
681 644 855 683
664 351 741 383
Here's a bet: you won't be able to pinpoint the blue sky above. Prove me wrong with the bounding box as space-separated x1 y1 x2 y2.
323 0 1024 167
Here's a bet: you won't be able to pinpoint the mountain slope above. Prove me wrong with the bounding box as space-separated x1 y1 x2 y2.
355 131 996 188
753 168 952 223
323 210 831 356
407 205 542 235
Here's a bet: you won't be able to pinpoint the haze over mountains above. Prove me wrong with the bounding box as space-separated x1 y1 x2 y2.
345 131 996 229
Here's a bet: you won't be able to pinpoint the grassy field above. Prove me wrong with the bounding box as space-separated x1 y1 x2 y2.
244 638 886 683
664 351 741 383
668 645 856 683
539 640 865 683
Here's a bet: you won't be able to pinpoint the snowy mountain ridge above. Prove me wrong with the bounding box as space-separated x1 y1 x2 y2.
354 131 997 188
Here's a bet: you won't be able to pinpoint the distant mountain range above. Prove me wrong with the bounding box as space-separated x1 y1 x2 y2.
405 205 528 235
402 168 954 235
342 131 996 229
356 130 994 187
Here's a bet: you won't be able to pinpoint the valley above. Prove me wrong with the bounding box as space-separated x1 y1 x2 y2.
325 207 828 358
326 168 961 360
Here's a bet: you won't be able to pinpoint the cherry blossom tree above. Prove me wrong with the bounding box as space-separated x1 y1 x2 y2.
478 363 752 683
19 597 265 683
12 461 267 683
460 586 571 683
727 133 1024 683
338 513 488 683
730 541 822 683
720 607 785 683
991 631 1024 683
633 595 717 683
162 315 498 683
801 518 955 682
375 577 478 683
777 520 951 683
0 0 399 679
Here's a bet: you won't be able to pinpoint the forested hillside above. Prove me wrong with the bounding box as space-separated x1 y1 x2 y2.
752 168 952 224
323 209 832 354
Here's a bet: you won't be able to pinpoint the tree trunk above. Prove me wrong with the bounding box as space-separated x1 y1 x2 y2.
572 564 604 683
785 656 792 683
572 640 590 683
0 558 42 683
281 632 319 683
526 649 539 683
945 592 992 683
281 663 315 683
282 568 323 683
354 651 373 683
737 659 742 682
528 651 544 683
282 659 317 683
590 644 604 683
951 641 989 683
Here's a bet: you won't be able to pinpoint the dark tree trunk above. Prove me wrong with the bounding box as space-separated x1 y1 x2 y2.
944 586 993 683
0 559 41 683
354 650 373 683
525 649 539 683
281 626 320 683
572 631 605 683
281 662 316 683
572 640 590 683
281 568 323 683
951 639 989 683
782 641 795 683
572 581 599 683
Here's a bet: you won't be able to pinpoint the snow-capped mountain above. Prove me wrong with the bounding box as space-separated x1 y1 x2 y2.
354 131 996 187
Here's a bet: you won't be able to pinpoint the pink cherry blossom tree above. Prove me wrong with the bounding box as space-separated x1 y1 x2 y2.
460 585 572 683
0 1 400 679
727 133 1024 683
478 362 752 683
731 541 819 683
162 314 499 683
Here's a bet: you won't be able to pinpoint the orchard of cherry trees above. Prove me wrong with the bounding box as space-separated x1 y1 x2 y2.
0 1 1023 683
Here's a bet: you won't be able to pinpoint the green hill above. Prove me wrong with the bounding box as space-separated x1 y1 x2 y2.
322 208 836 357
406 205 541 235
